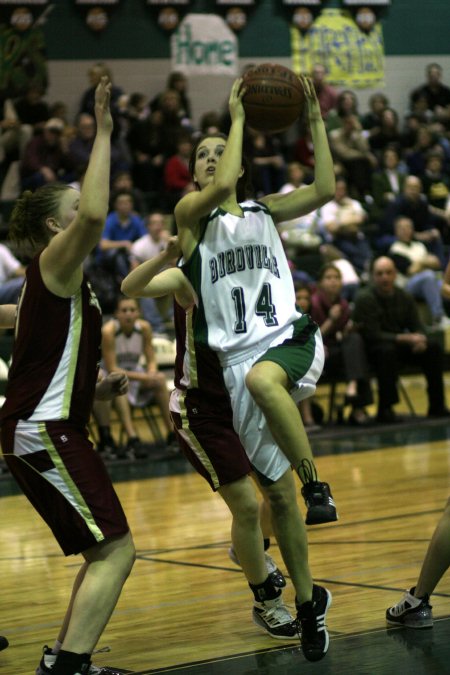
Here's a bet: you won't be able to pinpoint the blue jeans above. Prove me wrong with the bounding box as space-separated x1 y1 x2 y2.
405 270 444 321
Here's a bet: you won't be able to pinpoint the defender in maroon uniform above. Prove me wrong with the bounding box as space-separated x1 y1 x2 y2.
0 78 135 675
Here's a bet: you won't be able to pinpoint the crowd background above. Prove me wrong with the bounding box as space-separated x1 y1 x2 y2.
1 60 450 446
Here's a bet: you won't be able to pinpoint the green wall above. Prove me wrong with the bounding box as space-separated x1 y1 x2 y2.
42 0 450 60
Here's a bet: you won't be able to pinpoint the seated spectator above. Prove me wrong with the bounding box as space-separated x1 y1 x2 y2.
310 264 372 425
126 108 171 194
381 175 447 262
421 151 450 222
92 296 176 458
368 107 403 161
370 146 407 224
0 242 26 303
150 71 192 125
389 216 448 328
130 211 172 333
406 125 439 177
361 92 389 131
329 114 378 199
320 177 372 276
163 133 195 211
326 90 361 133
20 117 74 190
110 170 146 215
409 63 450 129
294 282 322 431
310 63 338 120
352 256 449 423
97 190 146 280
244 127 286 197
68 112 128 182
14 84 49 135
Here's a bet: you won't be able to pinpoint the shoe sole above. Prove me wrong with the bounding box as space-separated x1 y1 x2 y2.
305 513 339 525
252 612 298 641
386 616 433 629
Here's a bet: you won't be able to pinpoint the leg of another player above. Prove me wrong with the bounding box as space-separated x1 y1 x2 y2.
415 497 450 598
58 532 135 655
246 361 337 525
258 469 332 661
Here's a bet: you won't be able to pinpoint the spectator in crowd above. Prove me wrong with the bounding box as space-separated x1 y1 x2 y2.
198 110 221 136
78 62 124 140
388 216 448 328
110 169 146 215
326 90 361 133
20 117 74 190
368 107 403 161
0 242 26 303
310 264 372 425
361 92 389 131
352 256 449 423
93 295 176 459
409 63 450 128
421 151 450 230
97 190 146 280
291 122 316 177
127 107 172 195
329 114 378 199
151 72 192 125
310 63 338 120
130 211 172 332
370 146 407 225
163 133 195 211
320 176 372 276
382 175 446 264
244 127 286 197
406 125 440 177
14 84 50 134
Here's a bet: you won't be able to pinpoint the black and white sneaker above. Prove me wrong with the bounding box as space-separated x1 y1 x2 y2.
126 437 148 459
253 596 298 640
296 584 332 662
299 459 338 525
35 646 130 674
386 587 433 628
228 546 286 588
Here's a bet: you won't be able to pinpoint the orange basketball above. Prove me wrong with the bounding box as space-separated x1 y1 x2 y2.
241 63 304 134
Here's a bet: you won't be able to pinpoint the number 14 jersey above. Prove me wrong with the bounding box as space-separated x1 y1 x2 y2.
182 200 301 366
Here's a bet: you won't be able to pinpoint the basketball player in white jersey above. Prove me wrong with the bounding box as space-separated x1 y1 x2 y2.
175 75 337 661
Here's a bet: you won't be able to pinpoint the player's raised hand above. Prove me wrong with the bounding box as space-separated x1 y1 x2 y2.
229 77 246 124
94 75 113 135
300 75 322 122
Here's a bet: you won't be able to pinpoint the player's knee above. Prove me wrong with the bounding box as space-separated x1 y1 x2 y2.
245 368 268 404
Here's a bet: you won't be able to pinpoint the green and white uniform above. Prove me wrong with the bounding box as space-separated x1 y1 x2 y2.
182 200 324 481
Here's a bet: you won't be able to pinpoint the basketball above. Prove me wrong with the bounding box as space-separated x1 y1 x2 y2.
241 63 305 134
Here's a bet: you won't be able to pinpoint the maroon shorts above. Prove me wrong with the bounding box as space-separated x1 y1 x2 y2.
1 418 129 556
170 388 252 491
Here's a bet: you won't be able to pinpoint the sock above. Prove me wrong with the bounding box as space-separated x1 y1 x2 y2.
98 425 113 442
263 538 270 552
249 576 280 603
52 650 91 675
52 639 63 654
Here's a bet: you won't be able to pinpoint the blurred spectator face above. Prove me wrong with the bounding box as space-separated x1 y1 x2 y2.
369 93 388 115
372 257 397 294
169 72 187 93
403 176 422 201
417 126 434 148
342 114 360 133
113 172 133 192
319 267 342 298
381 108 398 129
178 137 193 158
339 91 357 114
287 162 305 186
334 179 348 202
426 155 443 174
115 298 140 330
295 287 311 313
78 114 96 140
311 64 326 88
394 217 414 242
160 90 181 114
114 193 134 216
383 148 400 170
146 212 167 241
427 64 442 85
43 127 62 146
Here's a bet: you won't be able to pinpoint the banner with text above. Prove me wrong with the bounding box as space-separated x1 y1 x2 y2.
171 13 238 76
290 8 384 88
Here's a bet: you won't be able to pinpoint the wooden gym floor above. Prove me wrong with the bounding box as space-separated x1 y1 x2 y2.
1 375 450 675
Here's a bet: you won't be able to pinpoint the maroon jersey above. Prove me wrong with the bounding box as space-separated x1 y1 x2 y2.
1 253 102 427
